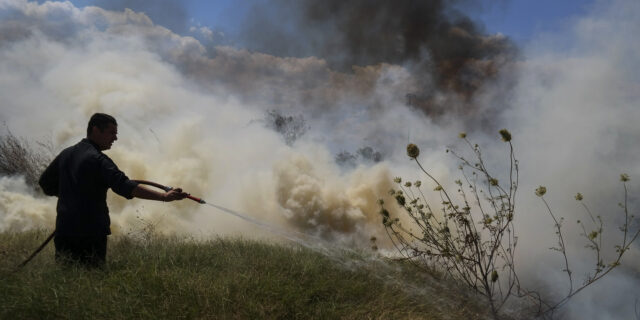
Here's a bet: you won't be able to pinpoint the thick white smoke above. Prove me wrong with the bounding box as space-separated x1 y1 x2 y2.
0 0 638 318
0 0 438 244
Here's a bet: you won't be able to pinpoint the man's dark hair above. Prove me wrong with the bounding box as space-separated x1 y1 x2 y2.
87 113 117 136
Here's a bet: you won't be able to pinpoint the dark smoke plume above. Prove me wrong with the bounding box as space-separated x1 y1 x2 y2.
241 0 517 116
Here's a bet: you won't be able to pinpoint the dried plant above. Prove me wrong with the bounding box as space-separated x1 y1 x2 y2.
125 213 163 244
0 127 53 192
527 173 638 318
379 130 638 319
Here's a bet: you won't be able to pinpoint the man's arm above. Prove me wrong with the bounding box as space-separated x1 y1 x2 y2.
97 155 187 201
131 185 187 202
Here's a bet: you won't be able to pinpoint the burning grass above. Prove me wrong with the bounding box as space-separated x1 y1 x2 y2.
0 230 500 320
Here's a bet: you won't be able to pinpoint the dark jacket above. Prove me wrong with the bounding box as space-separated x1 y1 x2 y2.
39 139 138 236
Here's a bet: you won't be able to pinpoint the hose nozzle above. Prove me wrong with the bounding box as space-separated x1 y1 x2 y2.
187 195 206 204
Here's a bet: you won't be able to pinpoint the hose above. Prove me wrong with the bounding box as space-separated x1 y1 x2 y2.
15 230 56 270
132 180 206 204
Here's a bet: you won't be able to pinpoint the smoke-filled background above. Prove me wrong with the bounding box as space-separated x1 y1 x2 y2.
0 0 638 318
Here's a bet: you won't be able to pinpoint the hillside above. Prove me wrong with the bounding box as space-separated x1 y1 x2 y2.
0 230 498 319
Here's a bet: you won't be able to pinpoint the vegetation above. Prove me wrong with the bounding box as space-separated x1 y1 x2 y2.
0 127 52 192
379 132 519 317
378 130 638 319
263 109 309 146
1 230 497 320
335 146 384 168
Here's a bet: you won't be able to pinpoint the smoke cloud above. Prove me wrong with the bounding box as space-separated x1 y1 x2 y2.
0 0 638 318
0 0 414 244
239 0 517 117
92 0 189 34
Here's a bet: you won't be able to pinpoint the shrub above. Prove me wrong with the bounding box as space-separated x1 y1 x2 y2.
378 130 638 319
264 109 308 146
0 128 52 192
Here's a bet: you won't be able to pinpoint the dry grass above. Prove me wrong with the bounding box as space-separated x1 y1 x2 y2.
0 230 501 319
0 128 52 192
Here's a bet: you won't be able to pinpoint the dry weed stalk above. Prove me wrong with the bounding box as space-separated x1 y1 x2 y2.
0 127 52 191
379 130 638 319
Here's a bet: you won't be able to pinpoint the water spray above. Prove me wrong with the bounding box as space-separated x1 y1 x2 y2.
134 181 336 252
134 181 324 245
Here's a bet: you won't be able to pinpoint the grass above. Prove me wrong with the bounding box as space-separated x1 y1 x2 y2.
0 230 497 320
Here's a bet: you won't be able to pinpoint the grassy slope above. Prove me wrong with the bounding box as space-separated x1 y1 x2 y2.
0 231 494 319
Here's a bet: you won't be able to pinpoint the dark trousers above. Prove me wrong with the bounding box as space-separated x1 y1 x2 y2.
54 235 107 268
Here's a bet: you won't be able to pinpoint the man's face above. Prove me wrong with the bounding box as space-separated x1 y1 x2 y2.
90 123 118 150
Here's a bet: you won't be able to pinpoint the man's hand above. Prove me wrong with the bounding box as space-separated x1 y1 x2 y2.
131 184 190 202
162 188 189 202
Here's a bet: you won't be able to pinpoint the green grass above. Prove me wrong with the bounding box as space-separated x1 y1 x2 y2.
0 230 495 319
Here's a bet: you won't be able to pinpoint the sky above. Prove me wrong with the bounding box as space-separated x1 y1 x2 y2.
1 1 638 319
60 0 597 47
474 0 596 44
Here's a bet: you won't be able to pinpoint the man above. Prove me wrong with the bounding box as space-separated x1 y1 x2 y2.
38 113 188 267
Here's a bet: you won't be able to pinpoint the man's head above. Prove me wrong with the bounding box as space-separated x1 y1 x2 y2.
87 113 118 151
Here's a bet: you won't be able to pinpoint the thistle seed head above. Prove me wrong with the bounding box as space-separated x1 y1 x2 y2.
535 186 547 197
406 143 420 158
499 129 512 142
